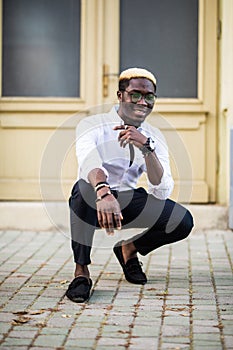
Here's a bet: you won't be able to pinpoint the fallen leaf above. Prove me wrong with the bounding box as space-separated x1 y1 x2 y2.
12 316 31 325
213 324 224 329
165 307 187 312
106 305 113 311
29 310 45 315
146 288 157 291
46 307 60 312
15 274 28 278
62 314 72 318
156 291 169 296
134 303 140 307
60 280 69 284
35 322 47 327
180 313 190 317
27 284 41 288
118 330 129 334
12 310 29 315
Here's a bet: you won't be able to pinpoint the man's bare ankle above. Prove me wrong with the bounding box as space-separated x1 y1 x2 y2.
74 264 90 278
122 241 137 264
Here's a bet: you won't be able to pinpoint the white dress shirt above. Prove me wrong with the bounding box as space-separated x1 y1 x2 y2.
75 106 174 200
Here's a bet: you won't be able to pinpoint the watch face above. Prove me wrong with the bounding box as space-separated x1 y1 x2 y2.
148 137 155 151
140 137 155 155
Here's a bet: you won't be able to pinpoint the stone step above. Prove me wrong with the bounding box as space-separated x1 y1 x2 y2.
0 202 229 231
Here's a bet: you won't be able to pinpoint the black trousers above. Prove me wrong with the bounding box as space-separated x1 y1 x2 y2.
69 179 194 265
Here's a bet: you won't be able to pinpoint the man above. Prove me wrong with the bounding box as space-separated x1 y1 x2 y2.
66 68 194 303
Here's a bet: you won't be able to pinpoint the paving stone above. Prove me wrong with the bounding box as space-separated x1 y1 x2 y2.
132 325 160 337
2 337 32 346
65 338 96 347
33 334 66 347
0 323 12 335
225 335 233 347
162 316 190 326
128 337 158 349
0 229 232 350
96 336 127 347
0 347 28 350
40 327 69 335
8 330 38 339
68 327 99 339
192 340 222 349
162 325 190 337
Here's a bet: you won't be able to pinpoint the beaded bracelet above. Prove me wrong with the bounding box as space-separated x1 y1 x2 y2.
95 183 110 192
95 191 112 203
94 181 110 192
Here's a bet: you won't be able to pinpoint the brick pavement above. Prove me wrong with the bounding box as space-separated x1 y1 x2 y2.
0 228 232 350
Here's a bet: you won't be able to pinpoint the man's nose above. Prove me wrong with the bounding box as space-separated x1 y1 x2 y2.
137 95 147 105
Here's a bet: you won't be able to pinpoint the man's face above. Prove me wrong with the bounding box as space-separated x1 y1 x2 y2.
117 78 156 127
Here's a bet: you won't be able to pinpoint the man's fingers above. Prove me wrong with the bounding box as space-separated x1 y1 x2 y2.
118 131 127 141
97 211 109 230
98 211 115 234
116 126 129 142
113 212 123 230
117 128 135 148
118 132 131 147
120 138 128 148
106 212 114 230
105 212 114 235
97 210 103 228
97 208 123 234
113 125 128 131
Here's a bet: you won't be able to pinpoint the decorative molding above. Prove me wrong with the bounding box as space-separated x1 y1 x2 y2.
0 111 88 128
148 113 207 130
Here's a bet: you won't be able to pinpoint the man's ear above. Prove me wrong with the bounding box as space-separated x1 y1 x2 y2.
117 90 123 101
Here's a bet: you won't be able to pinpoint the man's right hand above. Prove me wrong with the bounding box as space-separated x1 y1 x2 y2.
87 168 123 234
96 193 123 235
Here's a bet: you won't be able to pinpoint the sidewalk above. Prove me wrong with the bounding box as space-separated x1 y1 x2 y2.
0 228 232 350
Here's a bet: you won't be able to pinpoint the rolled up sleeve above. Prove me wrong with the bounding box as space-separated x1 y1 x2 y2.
147 171 174 200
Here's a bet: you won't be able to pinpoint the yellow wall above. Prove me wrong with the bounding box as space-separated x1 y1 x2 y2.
218 0 233 205
1 0 231 205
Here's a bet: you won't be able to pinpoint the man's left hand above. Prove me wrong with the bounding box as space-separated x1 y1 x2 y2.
113 125 147 149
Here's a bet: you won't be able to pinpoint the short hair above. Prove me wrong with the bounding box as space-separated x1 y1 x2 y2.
119 67 157 91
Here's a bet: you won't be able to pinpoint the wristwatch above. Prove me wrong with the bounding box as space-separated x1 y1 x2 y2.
140 137 155 156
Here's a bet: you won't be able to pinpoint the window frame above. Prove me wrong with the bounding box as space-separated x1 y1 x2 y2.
0 0 96 113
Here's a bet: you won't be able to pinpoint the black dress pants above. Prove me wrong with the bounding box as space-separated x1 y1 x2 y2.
69 179 194 265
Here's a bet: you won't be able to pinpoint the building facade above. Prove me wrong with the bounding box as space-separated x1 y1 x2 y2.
0 1 232 217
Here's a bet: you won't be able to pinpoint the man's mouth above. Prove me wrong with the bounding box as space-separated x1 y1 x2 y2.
133 106 150 113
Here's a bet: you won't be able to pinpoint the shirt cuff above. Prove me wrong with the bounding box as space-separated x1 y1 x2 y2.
148 173 174 200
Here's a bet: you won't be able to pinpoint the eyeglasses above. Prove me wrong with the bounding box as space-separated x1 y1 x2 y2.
123 90 157 105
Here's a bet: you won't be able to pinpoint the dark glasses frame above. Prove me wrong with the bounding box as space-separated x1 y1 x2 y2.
123 89 157 105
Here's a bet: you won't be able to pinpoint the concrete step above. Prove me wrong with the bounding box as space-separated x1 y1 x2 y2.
0 202 229 232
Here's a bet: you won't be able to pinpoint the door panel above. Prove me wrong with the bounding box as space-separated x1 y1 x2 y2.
0 0 217 203
103 0 217 203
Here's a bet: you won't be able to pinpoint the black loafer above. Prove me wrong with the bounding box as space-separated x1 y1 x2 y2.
65 276 92 303
113 241 147 285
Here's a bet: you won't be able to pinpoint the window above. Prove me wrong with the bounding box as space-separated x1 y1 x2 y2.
2 0 81 97
120 0 198 98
